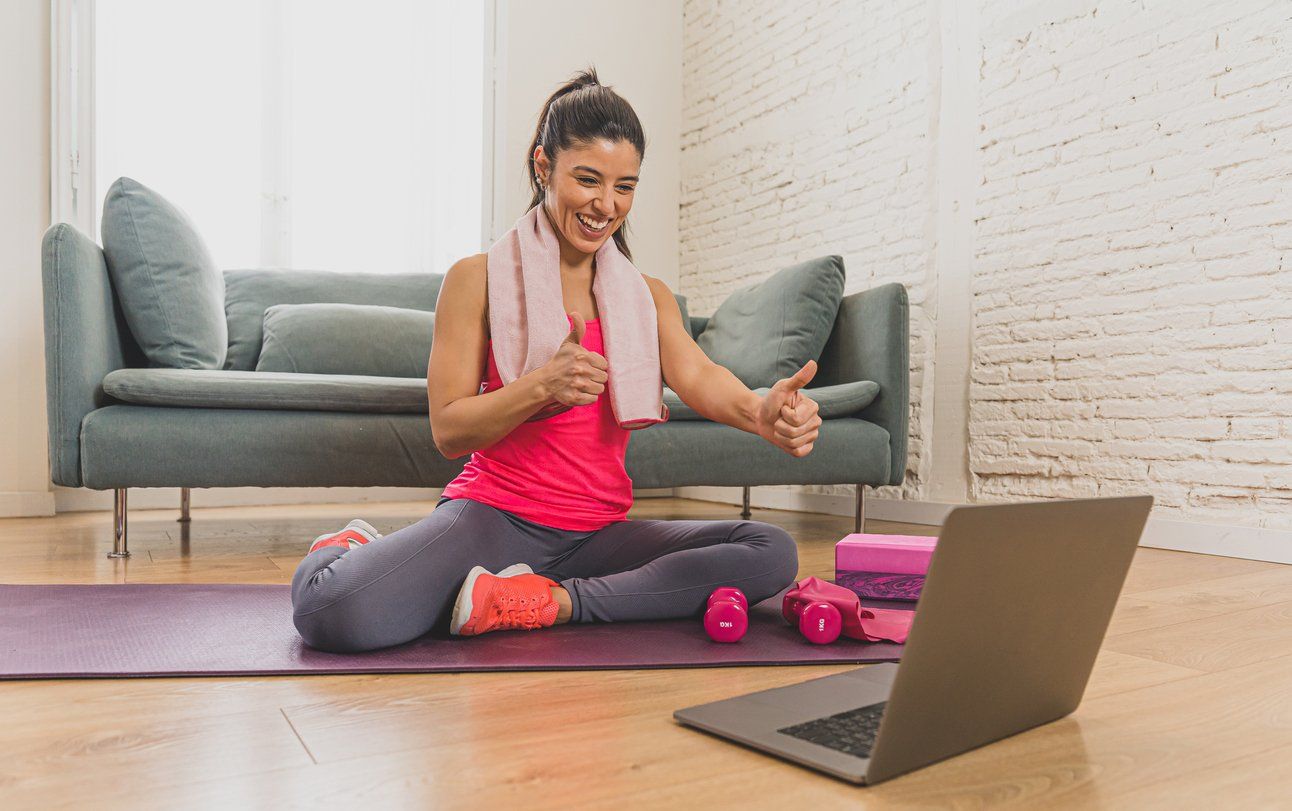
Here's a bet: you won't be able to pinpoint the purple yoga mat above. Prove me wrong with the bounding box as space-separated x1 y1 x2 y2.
0 583 906 680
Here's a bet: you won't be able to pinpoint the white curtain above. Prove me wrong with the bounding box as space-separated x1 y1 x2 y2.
94 0 486 275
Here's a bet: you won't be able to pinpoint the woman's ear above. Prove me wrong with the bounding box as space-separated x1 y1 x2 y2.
532 145 549 181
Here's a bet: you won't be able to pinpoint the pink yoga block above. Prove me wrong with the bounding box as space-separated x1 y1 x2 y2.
835 533 938 602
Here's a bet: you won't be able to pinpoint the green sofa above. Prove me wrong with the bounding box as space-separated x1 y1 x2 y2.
41 222 909 558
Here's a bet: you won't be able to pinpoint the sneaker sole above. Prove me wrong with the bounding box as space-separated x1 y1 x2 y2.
449 563 535 636
450 566 489 636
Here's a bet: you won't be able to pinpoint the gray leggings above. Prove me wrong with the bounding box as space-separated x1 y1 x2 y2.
291 495 800 653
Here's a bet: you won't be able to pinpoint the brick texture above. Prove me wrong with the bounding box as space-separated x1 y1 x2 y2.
975 1 1292 525
680 0 932 501
682 0 1292 530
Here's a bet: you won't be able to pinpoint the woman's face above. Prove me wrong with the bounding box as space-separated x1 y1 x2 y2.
534 138 640 255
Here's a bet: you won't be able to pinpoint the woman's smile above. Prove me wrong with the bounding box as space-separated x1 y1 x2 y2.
575 211 612 238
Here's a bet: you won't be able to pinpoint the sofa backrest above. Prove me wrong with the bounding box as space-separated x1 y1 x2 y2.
223 269 443 371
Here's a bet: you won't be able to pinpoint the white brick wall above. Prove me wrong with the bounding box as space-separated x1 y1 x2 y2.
680 0 933 501
974 0 1292 527
682 0 1292 534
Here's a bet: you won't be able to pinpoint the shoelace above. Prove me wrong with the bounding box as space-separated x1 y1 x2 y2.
490 593 546 629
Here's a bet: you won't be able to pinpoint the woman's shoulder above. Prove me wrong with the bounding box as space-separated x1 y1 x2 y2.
440 253 491 339
447 252 488 279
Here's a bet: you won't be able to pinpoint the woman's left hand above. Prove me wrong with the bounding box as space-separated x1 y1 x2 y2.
755 360 822 457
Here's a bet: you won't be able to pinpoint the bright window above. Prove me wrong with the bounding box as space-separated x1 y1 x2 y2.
92 0 488 275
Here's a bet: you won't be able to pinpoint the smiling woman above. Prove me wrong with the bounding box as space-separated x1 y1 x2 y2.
288 66 809 655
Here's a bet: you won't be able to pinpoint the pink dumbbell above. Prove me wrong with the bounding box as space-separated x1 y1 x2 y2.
703 587 749 643
797 602 843 644
782 590 844 644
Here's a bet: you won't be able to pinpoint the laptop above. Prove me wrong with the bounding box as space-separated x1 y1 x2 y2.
673 495 1154 785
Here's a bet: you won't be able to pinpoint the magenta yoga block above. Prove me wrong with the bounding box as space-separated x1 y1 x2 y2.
834 533 938 602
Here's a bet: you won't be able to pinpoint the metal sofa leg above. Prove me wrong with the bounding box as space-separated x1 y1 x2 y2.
855 484 866 534
109 488 130 559
741 485 752 520
179 487 191 523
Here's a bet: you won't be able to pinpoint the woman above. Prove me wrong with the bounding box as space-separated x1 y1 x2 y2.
291 68 821 653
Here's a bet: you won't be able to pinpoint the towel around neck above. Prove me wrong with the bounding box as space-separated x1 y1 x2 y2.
485 204 669 429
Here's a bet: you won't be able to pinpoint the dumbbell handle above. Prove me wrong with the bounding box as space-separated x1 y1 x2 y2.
709 586 748 613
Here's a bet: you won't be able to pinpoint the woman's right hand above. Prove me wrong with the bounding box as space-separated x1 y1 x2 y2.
541 312 609 407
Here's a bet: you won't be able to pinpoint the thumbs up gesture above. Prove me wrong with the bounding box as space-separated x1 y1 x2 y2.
562 312 586 347
754 360 822 457
542 312 610 408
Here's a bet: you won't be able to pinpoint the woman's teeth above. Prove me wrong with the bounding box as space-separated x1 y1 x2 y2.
576 213 609 232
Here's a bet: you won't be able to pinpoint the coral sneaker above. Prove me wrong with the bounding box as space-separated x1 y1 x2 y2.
450 566 560 636
307 519 382 555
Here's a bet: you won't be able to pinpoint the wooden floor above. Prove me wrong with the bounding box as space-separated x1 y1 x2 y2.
2 496 1292 809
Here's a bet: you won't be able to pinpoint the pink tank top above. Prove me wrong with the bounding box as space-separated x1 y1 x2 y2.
440 318 634 530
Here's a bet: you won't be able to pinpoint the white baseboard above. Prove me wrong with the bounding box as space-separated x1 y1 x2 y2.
49 485 679 514
1139 516 1292 565
0 490 57 517
671 486 1292 565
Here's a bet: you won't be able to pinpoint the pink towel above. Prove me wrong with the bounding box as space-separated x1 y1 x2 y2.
486 204 669 430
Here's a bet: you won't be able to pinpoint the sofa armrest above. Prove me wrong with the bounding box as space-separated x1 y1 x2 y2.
41 223 143 486
815 282 909 487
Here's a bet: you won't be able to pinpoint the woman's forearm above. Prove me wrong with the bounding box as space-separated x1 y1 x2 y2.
684 363 763 435
433 370 554 459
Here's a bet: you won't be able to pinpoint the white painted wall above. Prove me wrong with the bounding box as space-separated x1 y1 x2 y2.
0 0 56 517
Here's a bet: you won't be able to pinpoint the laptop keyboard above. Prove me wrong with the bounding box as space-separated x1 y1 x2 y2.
776 702 887 759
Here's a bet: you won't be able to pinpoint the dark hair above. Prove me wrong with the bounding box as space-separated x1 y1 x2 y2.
526 66 646 261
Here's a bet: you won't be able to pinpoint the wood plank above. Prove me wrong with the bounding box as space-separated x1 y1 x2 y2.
1120 546 1281 595
1082 650 1202 700
1127 566 1292 614
1103 600 1292 672
1104 596 1221 637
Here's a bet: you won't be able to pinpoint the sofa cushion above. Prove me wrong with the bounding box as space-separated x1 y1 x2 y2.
99 177 227 369
102 368 429 413
696 255 846 389
662 380 879 420
256 303 435 378
223 269 443 371
79 406 892 490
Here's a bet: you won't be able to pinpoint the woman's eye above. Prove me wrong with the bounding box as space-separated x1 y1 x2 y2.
618 185 635 193
578 177 597 184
